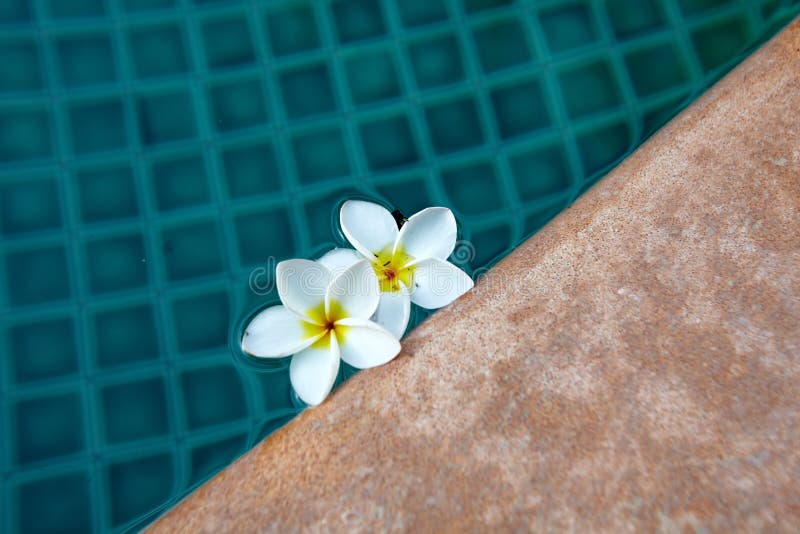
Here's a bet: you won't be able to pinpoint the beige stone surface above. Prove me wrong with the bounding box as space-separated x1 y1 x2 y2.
151 19 800 533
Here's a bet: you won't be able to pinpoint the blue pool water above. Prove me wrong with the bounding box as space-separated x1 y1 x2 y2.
1 0 799 531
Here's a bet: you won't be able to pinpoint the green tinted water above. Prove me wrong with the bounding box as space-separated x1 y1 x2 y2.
1 0 799 531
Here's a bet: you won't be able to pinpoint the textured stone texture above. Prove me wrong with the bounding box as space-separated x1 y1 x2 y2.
152 19 800 533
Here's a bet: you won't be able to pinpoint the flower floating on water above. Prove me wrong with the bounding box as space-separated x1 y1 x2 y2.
318 200 474 338
239 199 474 406
242 258 400 406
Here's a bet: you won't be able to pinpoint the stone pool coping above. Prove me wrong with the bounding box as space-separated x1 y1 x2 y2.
151 18 800 532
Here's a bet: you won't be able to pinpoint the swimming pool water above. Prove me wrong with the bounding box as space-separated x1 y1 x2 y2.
1 0 799 531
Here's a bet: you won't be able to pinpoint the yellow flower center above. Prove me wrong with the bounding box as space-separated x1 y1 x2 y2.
372 245 415 293
301 299 350 348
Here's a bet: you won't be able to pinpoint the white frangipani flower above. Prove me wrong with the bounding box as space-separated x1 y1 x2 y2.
241 258 401 406
318 200 474 338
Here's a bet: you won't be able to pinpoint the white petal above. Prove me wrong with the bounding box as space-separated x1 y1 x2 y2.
277 259 330 321
372 284 411 339
335 318 401 369
408 258 474 309
317 248 362 280
326 259 380 320
340 200 398 258
395 207 457 262
241 305 324 357
289 333 340 406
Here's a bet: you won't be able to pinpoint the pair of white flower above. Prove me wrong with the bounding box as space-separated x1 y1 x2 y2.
241 200 474 406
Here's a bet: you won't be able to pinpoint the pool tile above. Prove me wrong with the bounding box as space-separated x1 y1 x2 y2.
344 48 402 105
490 78 551 139
76 165 139 223
190 434 247 485
509 143 572 200
93 303 160 368
265 2 321 56
558 59 624 118
359 114 420 171
13 392 85 464
424 97 485 154
606 0 669 38
201 14 256 70
462 0 513 13
278 62 336 119
234 207 294 267
221 141 282 199
0 177 61 235
55 33 116 87
129 24 189 78
5 246 71 306
8 317 79 383
0 108 53 163
85 233 149 294
160 220 224 281
15 472 92 534
208 77 268 132
150 154 211 211
576 120 633 174
101 377 169 443
0 39 43 92
331 0 387 44
691 15 752 71
137 90 197 145
625 41 690 97
407 33 465 90
291 126 351 183
539 2 600 53
441 161 503 215
108 453 175 527
68 99 127 154
395 0 449 27
171 290 230 354
181 366 246 429
472 18 532 73
469 224 512 265
47 0 105 18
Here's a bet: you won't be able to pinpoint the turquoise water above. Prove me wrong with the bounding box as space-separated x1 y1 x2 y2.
1 0 799 531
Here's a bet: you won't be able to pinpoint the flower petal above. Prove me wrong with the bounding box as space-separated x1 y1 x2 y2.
289 333 340 406
335 318 401 369
340 200 398 258
317 248 362 280
408 258 474 309
277 259 330 322
395 207 457 262
372 284 411 339
242 305 324 357
326 259 380 320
